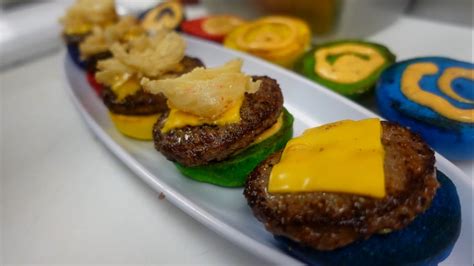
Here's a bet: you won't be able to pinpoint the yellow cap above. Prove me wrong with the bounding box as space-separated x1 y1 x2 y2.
109 112 161 140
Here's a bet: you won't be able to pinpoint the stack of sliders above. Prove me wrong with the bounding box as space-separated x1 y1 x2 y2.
60 1 461 264
60 0 295 187
93 31 204 140
142 59 294 187
244 118 461 265
78 16 147 72
60 0 118 69
60 0 205 141
60 0 187 71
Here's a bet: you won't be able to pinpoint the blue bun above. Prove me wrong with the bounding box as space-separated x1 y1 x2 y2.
375 57 474 160
67 43 87 70
275 170 461 266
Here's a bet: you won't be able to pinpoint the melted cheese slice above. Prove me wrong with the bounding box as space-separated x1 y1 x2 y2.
252 113 283 145
112 77 141 101
268 118 385 198
161 96 243 133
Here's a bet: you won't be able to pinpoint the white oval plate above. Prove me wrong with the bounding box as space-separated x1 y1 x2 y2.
63 36 473 265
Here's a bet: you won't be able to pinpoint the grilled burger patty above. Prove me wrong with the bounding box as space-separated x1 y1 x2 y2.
102 86 168 115
102 56 204 115
84 51 113 71
244 122 438 251
153 76 284 167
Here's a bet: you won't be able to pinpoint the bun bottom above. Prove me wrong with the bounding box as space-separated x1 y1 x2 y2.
86 71 104 96
274 170 461 266
109 112 161 141
67 44 87 70
376 88 474 160
375 57 473 161
175 109 294 187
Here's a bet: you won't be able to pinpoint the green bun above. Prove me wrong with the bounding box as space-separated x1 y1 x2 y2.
295 40 396 98
175 108 294 187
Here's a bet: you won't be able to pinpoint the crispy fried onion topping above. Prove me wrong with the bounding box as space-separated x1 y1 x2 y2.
61 0 117 33
79 16 146 58
95 31 185 87
141 59 261 119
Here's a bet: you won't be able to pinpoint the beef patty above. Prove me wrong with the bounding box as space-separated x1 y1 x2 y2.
102 56 204 115
244 121 438 251
153 76 284 167
83 51 113 72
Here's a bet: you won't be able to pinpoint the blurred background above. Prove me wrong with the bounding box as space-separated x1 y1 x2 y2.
0 0 472 69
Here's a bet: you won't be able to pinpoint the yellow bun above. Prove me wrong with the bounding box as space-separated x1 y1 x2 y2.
224 16 311 68
109 112 161 140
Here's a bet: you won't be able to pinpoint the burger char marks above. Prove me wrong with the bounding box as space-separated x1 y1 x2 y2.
153 76 284 167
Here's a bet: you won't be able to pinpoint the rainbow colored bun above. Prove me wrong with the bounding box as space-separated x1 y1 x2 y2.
66 42 88 70
376 57 474 160
109 112 161 141
275 170 461 266
295 40 395 98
